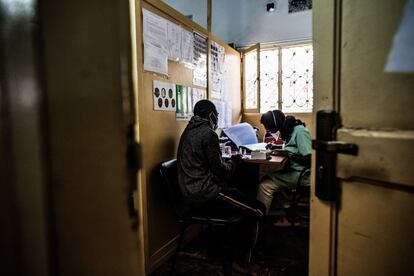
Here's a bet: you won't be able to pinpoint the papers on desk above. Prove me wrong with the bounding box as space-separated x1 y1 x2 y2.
250 150 268 160
241 149 271 160
222 123 258 149
240 142 267 152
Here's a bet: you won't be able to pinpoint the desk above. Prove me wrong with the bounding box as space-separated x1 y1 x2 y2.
230 155 287 195
243 155 287 181
243 155 286 166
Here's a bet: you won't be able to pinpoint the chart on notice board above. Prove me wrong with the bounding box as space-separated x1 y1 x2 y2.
193 32 207 87
210 40 225 98
176 84 189 120
153 80 176 112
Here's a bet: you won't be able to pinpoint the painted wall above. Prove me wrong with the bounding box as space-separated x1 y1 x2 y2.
164 0 312 46
233 0 312 46
162 0 207 29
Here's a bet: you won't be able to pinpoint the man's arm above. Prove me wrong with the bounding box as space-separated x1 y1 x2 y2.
204 131 238 178
288 152 311 167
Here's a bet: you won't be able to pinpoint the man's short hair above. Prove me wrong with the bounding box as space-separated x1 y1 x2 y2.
193 99 217 119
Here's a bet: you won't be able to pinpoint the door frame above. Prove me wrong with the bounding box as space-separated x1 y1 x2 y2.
309 0 341 275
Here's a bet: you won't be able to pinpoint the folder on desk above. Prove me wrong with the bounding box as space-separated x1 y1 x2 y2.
222 123 265 151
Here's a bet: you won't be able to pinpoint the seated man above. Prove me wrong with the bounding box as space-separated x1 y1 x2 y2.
257 110 311 225
177 99 267 275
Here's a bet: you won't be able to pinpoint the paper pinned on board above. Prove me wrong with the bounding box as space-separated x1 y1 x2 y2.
167 21 182 62
152 80 176 112
142 9 169 75
385 0 414 73
181 28 194 67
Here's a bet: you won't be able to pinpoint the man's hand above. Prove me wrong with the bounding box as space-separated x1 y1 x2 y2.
272 150 292 157
231 153 242 164
266 143 284 150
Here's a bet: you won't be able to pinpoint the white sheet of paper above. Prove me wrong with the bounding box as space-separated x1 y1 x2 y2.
181 29 194 67
212 99 225 128
191 88 207 108
222 123 258 148
142 9 168 75
217 43 225 74
193 32 208 87
224 101 232 127
241 143 267 152
385 0 414 72
167 22 181 62
210 41 224 97
144 42 168 75
211 99 231 128
211 71 223 98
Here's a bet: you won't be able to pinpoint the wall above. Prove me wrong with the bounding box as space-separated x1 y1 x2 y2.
162 0 312 46
162 0 207 29
236 0 312 46
214 0 312 46
211 0 243 44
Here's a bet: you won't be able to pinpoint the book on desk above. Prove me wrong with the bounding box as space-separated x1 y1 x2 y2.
222 123 270 160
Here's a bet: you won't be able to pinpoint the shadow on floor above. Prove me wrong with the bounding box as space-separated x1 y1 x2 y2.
152 214 309 276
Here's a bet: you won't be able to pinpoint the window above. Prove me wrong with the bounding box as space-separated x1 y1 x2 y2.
243 44 313 113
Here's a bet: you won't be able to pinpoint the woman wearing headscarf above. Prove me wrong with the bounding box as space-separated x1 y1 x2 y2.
257 110 312 223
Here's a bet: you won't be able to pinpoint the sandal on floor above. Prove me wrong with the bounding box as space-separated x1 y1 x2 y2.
273 217 300 227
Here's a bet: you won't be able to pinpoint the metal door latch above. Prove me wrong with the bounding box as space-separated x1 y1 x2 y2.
312 140 358 155
312 110 358 201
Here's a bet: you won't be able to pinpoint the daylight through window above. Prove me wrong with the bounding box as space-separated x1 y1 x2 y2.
244 44 313 113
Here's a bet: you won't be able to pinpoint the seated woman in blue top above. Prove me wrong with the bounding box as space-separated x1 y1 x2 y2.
257 110 312 219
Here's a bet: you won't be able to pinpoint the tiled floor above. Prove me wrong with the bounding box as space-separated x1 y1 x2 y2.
152 213 309 276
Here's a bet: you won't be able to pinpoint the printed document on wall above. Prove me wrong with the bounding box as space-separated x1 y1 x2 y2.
144 43 168 75
211 41 225 98
211 99 231 128
176 85 190 121
167 21 181 61
193 32 207 87
181 28 194 67
142 9 168 75
191 88 207 109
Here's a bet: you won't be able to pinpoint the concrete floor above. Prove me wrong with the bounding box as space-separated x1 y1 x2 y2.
152 211 309 276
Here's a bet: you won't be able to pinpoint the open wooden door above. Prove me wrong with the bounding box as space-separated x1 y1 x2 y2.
310 0 414 275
